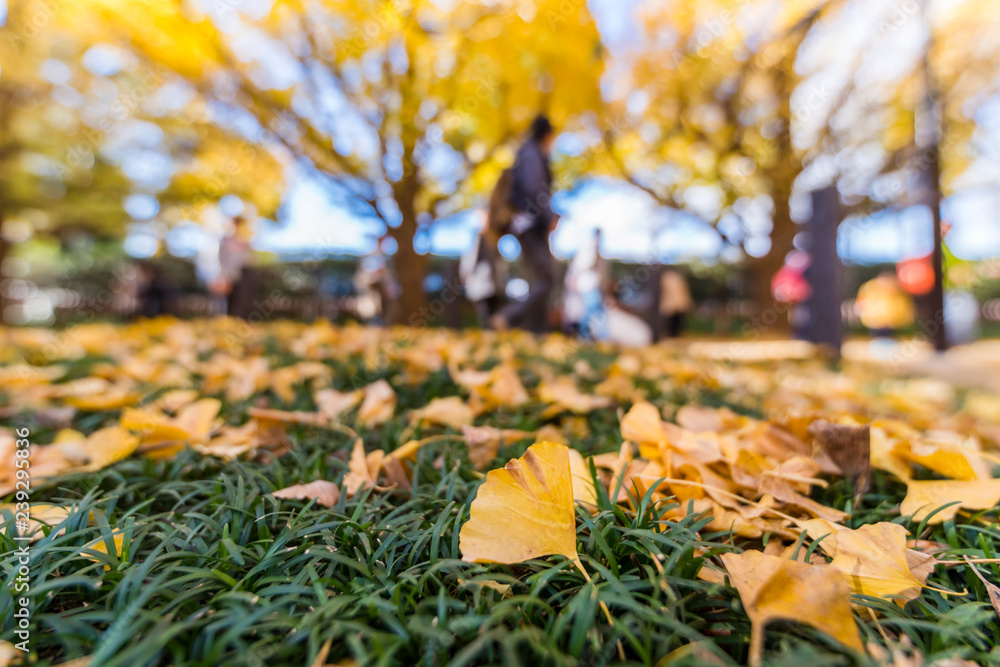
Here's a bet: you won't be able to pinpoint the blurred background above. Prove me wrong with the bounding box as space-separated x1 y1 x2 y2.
2 0 1000 348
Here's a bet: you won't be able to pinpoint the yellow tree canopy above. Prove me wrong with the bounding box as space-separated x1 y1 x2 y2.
76 0 606 316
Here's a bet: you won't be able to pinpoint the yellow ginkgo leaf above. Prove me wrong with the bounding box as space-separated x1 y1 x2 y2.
486 365 530 407
410 396 474 430
900 479 1000 523
358 380 396 427
620 401 666 447
676 405 725 432
460 425 534 469
568 448 597 506
314 388 362 421
828 523 930 602
81 532 125 571
1 503 72 542
65 390 141 412
272 480 342 507
894 440 989 481
0 639 19 667
721 550 863 665
460 441 579 566
343 439 394 497
537 379 612 415
869 427 912 482
78 426 140 471
173 399 223 440
123 398 221 459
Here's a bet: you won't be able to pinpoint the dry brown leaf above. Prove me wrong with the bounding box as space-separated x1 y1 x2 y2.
272 480 341 507
963 555 1000 618
809 420 871 495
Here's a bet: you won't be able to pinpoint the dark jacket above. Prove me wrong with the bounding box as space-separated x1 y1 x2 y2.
510 139 556 230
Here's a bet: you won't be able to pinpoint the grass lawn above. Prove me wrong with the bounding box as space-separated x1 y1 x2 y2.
1 320 999 667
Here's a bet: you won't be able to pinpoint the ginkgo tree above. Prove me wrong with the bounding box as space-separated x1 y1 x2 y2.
0 0 286 317
77 0 606 321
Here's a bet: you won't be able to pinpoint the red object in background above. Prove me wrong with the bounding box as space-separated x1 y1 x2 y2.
897 256 935 295
772 264 811 304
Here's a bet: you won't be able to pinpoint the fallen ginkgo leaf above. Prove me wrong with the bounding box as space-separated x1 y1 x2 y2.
900 479 1000 523
828 522 932 602
721 550 864 665
460 441 579 566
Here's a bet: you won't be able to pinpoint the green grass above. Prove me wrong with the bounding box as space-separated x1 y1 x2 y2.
1 329 999 666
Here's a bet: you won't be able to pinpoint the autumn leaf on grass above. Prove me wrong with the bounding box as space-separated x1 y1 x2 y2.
894 438 991 481
195 422 259 461
151 389 200 413
537 379 612 416
900 479 1000 523
568 449 598 506
343 438 391 497
758 476 847 523
409 396 474 430
471 365 530 411
271 362 330 404
1 427 140 494
272 480 341 508
620 402 667 455
676 405 728 432
870 426 913 482
460 441 579 566
64 385 141 411
357 380 396 427
809 420 871 495
964 556 1000 617
828 523 932 603
460 425 534 469
314 388 362 422
80 531 125 571
721 550 863 665
0 504 72 542
122 398 221 459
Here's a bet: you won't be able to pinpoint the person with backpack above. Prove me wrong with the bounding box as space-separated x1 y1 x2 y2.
489 115 561 333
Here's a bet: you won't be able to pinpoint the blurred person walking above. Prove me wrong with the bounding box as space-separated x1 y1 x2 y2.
460 211 505 327
216 216 255 319
659 268 692 338
491 115 560 333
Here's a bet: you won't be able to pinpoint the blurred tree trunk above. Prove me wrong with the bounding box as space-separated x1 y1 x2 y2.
0 214 6 323
390 169 428 326
751 187 796 331
921 0 948 351
750 57 798 333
